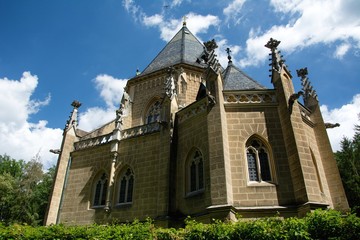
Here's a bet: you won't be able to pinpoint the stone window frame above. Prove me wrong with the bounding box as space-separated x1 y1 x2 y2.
92 172 108 208
115 167 135 207
185 148 205 197
144 97 162 124
245 135 277 186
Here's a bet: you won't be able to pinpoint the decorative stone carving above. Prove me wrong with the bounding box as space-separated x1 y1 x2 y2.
177 99 208 124
164 66 177 99
122 122 161 139
74 133 113 150
64 100 81 131
288 91 303 114
223 92 277 105
325 122 340 129
265 38 285 75
296 67 318 111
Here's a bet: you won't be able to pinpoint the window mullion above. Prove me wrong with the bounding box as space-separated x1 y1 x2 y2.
255 150 262 182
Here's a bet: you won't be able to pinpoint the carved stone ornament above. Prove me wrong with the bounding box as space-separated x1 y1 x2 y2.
204 39 218 52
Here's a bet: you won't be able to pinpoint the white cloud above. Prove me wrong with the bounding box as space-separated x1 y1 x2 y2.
122 0 145 23
78 74 128 132
333 43 351 59
321 93 360 151
215 37 242 67
0 72 62 169
145 12 220 42
143 14 163 26
171 0 183 7
78 107 117 132
123 1 219 42
240 0 360 67
223 0 246 24
94 74 128 108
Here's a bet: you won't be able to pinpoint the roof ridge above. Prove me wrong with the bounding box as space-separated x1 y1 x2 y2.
140 26 204 76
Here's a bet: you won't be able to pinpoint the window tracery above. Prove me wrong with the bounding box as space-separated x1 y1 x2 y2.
117 168 134 205
187 149 204 194
146 100 161 124
93 173 108 207
246 137 273 182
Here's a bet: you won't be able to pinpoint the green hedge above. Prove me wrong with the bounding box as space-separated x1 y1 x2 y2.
0 209 359 239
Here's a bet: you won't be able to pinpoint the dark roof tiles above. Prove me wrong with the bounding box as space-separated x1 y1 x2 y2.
141 26 204 75
222 63 266 90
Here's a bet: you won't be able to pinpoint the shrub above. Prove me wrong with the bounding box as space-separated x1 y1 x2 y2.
0 209 359 240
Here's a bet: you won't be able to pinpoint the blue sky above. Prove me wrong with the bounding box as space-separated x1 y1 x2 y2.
0 0 359 169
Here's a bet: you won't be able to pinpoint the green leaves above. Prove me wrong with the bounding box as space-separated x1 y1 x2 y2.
335 118 360 213
0 154 54 226
0 210 359 240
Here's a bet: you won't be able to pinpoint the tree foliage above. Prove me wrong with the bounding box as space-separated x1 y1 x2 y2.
335 116 360 212
0 154 54 226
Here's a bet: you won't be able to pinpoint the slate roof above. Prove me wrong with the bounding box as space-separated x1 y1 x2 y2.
141 25 205 75
222 62 266 90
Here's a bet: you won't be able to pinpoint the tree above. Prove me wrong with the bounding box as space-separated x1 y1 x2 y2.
335 117 360 213
0 154 54 225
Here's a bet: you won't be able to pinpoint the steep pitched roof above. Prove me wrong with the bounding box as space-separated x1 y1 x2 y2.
141 25 204 75
222 62 266 90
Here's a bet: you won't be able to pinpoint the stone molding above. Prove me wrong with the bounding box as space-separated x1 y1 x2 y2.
223 90 277 107
74 132 113 150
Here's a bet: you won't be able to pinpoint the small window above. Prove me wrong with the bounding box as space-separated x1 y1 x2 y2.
117 168 134 205
246 138 273 182
146 100 161 124
187 149 204 195
93 173 108 207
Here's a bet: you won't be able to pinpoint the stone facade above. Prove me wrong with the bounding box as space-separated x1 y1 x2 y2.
45 25 348 226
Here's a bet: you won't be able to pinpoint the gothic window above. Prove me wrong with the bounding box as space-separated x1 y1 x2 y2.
117 168 134 205
146 100 161 124
246 137 273 182
187 149 204 194
93 173 108 207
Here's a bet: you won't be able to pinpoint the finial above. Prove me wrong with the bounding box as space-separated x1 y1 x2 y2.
265 38 281 51
204 39 218 52
296 67 318 109
71 100 81 109
136 68 141 75
296 67 308 78
183 16 187 26
226 47 232 63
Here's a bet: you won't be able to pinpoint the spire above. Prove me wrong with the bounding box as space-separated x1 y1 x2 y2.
265 38 286 80
140 24 204 75
64 100 81 132
296 67 318 111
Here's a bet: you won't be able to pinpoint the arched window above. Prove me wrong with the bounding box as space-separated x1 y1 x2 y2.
117 168 134 205
187 149 204 194
246 137 273 182
93 173 108 207
145 100 161 124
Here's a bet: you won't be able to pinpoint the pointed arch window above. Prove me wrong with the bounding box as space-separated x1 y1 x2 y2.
246 138 273 182
117 168 134 205
93 173 108 207
146 100 161 124
187 149 204 195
